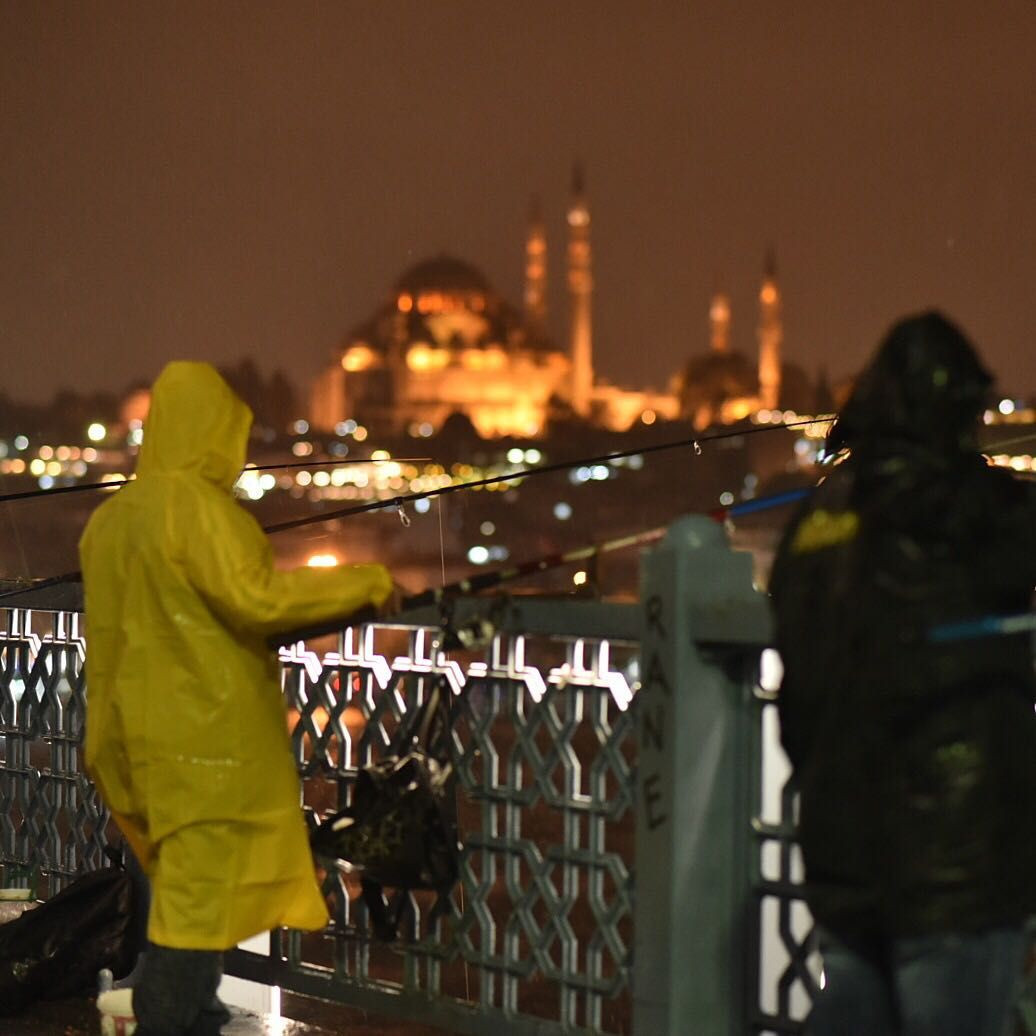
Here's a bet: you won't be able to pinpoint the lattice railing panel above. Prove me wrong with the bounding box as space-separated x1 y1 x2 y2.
750 649 821 1036
277 623 637 1034
0 608 109 895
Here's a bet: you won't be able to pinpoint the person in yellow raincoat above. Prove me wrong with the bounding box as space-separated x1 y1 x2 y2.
79 361 394 1035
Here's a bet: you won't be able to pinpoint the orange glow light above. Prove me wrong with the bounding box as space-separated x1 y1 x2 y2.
407 344 450 372
342 345 376 372
306 552 340 568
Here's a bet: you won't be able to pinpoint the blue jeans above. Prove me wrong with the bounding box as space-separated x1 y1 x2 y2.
808 927 1029 1036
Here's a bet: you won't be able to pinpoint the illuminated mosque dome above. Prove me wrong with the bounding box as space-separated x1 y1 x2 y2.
394 254 491 297
309 170 682 439
314 252 568 438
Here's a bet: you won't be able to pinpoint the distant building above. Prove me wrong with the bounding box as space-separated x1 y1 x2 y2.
676 255 824 427
310 167 678 438
310 252 569 438
311 174 820 438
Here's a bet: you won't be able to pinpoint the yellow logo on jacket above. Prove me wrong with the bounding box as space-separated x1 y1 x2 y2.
791 509 859 554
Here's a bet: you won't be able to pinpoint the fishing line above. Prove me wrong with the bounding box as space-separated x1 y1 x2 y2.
0 474 31 581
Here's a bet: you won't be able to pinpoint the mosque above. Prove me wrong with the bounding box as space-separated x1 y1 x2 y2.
310 167 818 438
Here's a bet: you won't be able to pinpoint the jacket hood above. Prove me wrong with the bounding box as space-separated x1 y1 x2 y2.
828 311 991 455
136 362 252 488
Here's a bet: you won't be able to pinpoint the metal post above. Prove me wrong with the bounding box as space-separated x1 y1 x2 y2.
633 515 770 1035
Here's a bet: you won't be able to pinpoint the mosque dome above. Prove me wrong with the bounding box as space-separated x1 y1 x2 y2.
343 252 555 358
394 255 491 297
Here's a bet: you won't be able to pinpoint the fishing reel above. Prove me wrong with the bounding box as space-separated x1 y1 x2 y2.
437 595 503 652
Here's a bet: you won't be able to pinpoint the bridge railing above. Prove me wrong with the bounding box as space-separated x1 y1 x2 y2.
0 518 834 1035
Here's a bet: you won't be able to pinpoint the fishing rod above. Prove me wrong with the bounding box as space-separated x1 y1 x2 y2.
267 487 821 645
0 419 830 509
3 419 1032 512
930 612 1036 643
11 415 1033 601
0 480 870 604
266 525 667 646
263 417 834 534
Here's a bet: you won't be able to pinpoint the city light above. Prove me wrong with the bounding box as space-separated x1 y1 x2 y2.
573 570 588 586
999 399 1016 416
467 545 490 565
87 423 106 442
306 553 339 568
554 502 572 520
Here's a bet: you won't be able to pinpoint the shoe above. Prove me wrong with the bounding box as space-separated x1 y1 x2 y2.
98 987 137 1035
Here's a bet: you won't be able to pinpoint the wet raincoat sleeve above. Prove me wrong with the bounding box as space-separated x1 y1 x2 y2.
176 483 393 638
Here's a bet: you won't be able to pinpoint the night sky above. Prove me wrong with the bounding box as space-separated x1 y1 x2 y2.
3 1 1035 405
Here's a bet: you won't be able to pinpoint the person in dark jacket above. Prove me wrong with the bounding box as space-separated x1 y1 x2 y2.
770 312 1036 1036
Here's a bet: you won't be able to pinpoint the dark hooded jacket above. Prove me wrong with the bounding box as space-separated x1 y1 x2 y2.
771 312 1036 941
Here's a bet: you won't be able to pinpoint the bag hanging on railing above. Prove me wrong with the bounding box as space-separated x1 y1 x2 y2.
0 848 137 1016
310 677 461 941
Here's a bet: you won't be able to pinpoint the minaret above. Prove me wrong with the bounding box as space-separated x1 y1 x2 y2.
757 250 782 410
566 162 593 418
709 290 731 354
523 196 547 331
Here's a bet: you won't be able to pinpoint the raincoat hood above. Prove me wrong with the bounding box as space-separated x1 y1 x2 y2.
136 361 252 489
828 311 992 456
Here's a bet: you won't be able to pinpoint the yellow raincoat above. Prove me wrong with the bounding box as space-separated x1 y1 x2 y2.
79 362 392 950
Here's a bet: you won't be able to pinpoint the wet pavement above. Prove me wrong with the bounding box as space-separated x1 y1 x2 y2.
7 994 454 1034
3 1001 330 1035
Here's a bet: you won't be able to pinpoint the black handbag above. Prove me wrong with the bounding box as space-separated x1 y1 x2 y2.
310 678 460 941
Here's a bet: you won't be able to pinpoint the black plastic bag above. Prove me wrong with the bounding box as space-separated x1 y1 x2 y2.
310 680 460 940
0 861 135 1015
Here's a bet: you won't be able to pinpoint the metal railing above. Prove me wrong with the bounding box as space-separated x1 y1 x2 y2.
232 601 641 1036
0 607 111 899
16 516 987 1034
